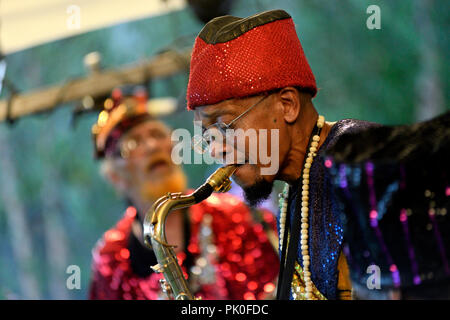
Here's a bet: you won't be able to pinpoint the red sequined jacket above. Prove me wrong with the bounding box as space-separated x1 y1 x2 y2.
89 192 279 300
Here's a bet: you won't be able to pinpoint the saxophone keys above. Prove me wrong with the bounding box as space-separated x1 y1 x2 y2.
151 263 164 273
159 279 171 293
218 178 232 192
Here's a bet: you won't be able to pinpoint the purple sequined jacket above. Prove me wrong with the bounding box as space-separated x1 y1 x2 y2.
283 119 376 299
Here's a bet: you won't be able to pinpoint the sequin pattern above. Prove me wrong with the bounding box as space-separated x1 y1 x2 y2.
89 193 279 300
187 18 316 110
279 119 376 299
291 261 327 300
324 112 450 298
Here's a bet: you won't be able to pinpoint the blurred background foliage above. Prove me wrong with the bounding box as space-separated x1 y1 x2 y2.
0 0 448 299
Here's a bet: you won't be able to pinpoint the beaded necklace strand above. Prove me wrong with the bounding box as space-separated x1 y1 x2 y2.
278 115 325 300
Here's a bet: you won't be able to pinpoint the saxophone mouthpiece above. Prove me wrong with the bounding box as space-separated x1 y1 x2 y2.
206 165 237 191
192 165 237 203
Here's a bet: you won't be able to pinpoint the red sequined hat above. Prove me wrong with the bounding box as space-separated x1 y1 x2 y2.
186 9 317 110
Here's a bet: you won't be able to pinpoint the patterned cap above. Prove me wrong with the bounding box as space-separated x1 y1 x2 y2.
186 9 317 110
91 85 152 158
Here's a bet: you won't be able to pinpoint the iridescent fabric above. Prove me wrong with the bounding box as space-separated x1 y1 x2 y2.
291 261 327 300
282 119 376 299
325 111 450 299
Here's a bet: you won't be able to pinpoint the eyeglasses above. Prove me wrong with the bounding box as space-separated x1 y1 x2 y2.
191 94 269 154
118 129 170 159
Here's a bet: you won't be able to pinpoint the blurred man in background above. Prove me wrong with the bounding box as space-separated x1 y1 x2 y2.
88 85 279 300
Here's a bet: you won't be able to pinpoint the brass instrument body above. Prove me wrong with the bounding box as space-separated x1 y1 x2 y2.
143 165 237 300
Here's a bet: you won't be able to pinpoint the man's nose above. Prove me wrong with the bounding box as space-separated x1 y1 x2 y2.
209 139 233 161
143 137 162 154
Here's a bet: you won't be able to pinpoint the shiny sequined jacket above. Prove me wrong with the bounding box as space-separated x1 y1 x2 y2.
285 119 376 299
325 112 450 299
89 192 279 300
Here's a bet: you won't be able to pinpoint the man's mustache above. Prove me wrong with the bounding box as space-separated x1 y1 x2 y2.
146 152 173 171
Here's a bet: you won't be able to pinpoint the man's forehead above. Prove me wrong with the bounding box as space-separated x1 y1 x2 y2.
124 119 169 137
194 99 239 120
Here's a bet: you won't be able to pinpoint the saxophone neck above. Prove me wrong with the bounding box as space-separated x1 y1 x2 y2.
143 165 237 245
141 165 238 300
144 193 195 247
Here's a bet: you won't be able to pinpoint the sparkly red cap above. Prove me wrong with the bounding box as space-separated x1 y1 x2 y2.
186 10 317 110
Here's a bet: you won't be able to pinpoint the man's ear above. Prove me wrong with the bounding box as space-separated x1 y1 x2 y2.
279 87 301 124
100 160 128 194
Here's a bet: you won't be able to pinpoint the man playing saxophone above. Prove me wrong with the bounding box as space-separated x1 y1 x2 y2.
88 85 279 300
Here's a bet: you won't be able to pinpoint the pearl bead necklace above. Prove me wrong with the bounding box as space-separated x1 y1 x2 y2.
279 115 325 300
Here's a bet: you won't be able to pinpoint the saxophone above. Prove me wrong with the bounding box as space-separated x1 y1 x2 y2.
143 165 237 300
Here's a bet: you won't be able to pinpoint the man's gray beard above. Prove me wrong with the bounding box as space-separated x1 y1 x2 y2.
242 178 274 208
